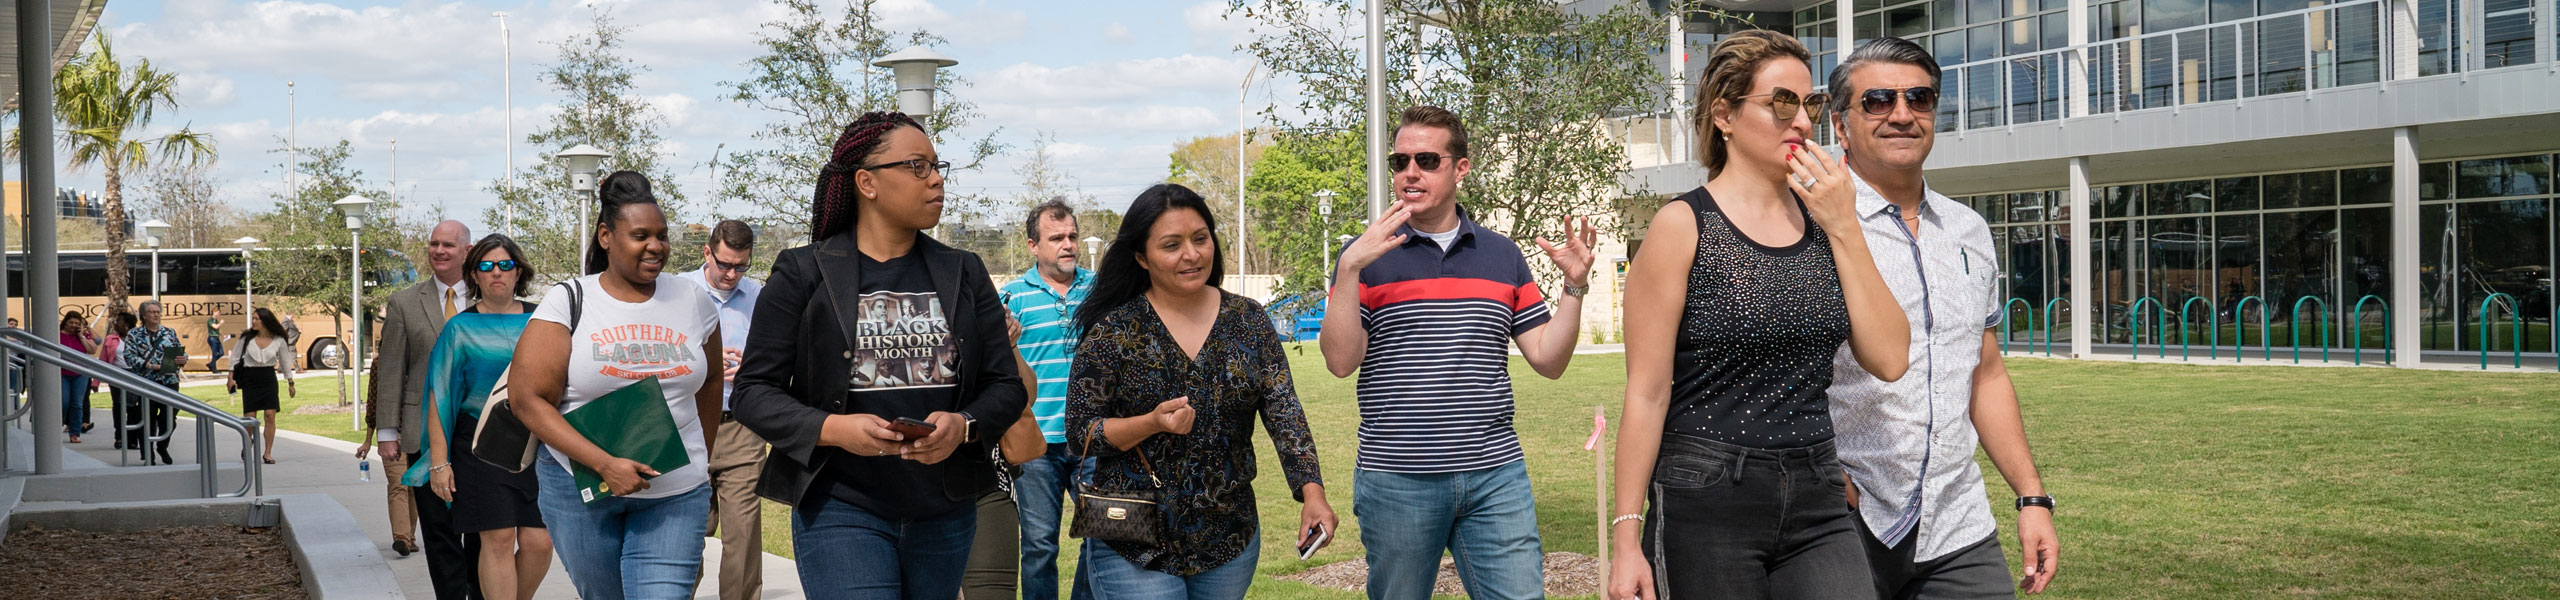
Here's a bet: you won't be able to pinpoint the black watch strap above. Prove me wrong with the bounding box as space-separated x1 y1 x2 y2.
2016 495 2055 511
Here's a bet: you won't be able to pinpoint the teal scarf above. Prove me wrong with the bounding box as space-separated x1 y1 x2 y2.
402 312 530 487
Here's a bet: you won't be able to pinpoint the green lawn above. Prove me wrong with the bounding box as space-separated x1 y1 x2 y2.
243 348 2560 599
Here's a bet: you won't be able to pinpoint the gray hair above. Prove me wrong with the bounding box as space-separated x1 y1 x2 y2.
1022 197 1077 242
1826 37 1943 117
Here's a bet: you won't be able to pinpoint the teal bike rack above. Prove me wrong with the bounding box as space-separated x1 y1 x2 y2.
2178 296 2219 361
2041 298 2068 357
2127 297 2170 359
2291 296 2331 364
2231 296 2270 362
2001 298 2034 353
2349 295 2390 366
2477 292 2523 370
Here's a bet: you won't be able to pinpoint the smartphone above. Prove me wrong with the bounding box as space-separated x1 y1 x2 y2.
887 417 937 440
1297 525 1330 560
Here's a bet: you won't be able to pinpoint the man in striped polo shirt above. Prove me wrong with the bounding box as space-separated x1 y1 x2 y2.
1322 105 1598 600
998 199 1095 600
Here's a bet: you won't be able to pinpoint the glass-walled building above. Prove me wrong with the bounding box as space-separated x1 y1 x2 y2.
1620 0 2560 368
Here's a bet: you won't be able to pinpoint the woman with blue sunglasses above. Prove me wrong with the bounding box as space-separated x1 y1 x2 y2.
419 233 555 600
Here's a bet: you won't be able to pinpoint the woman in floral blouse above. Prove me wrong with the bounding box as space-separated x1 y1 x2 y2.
1063 183 1335 600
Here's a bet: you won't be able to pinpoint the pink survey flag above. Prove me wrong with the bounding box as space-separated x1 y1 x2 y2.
1584 411 1607 451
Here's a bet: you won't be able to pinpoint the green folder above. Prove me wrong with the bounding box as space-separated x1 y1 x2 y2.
560 376 692 504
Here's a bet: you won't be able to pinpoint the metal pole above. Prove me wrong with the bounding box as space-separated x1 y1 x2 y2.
21 0 63 475
243 249 253 318
1366 0 1388 219
391 138 398 207
288 82 296 199
498 12 515 234
149 245 161 303
1239 61 1257 275
349 228 363 430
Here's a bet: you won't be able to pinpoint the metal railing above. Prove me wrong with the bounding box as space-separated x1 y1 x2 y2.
0 328 262 497
2001 298 2036 353
2291 296 2333 364
2350 295 2392 366
2477 293 2525 370
2127 297 2172 359
1939 0 2394 135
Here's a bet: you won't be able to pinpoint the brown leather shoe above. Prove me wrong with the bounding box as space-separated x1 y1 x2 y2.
392 537 416 557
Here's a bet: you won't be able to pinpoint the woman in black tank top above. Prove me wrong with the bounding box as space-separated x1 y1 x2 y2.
1606 30 1912 600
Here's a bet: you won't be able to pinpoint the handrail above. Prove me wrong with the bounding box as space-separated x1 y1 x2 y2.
2178 296 2220 361
2127 297 2170 359
0 347 29 421
2291 296 2332 364
2348 295 2391 366
0 328 261 497
2477 293 2523 370
2001 298 2035 353
2041 298 2068 357
2232 296 2271 362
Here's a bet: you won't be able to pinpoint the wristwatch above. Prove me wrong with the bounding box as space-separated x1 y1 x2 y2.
2016 495 2056 511
959 412 979 444
1561 282 1590 298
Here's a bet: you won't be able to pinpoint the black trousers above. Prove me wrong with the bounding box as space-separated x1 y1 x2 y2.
410 453 486 600
1642 434 1873 599
1860 521 2018 600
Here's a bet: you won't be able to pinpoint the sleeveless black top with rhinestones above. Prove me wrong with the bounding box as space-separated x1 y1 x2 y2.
1666 187 1852 449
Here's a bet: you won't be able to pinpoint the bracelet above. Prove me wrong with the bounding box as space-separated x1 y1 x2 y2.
1610 513 1645 527
428 463 450 472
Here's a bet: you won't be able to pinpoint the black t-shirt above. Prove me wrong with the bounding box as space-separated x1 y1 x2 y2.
815 247 965 518
1666 188 1851 449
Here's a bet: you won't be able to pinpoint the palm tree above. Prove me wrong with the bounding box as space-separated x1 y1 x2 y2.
10 32 216 314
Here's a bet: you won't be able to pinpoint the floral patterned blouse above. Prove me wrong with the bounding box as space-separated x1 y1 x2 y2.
1064 290 1324 576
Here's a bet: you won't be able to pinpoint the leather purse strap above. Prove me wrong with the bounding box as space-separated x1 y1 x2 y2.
1079 420 1161 488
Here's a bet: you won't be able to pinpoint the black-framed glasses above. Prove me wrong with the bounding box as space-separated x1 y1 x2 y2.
1858 86 1939 116
1739 88 1830 124
1388 152 1464 173
861 158 951 179
474 260 519 272
709 258 749 273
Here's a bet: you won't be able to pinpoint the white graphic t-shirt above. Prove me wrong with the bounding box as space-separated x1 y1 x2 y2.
532 274 722 499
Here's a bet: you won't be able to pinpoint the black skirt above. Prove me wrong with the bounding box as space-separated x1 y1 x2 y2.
236 366 279 413
450 413 547 533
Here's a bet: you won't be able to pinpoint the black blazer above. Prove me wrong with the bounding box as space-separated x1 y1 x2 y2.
732 231 1026 509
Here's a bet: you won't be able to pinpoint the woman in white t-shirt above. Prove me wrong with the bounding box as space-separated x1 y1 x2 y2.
507 171 724 600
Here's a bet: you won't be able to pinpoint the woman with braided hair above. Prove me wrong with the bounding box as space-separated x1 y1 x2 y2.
733 111 1027 600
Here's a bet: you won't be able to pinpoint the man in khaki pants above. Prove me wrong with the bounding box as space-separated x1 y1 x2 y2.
683 221 768 600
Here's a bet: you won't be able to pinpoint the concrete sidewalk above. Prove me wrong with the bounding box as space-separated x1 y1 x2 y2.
56 404 805 599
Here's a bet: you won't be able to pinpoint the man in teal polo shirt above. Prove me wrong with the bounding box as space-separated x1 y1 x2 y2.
996 199 1094 600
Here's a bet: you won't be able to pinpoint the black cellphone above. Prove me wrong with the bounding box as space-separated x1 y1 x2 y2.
887 417 938 439
1297 525 1330 560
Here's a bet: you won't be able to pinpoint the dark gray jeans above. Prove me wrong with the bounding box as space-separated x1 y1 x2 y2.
1643 434 1872 599
1860 521 2017 600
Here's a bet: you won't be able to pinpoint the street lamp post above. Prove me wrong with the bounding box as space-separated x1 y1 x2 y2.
496 11 516 233
556 144 613 266
334 195 374 429
140 219 171 303
1083 236 1103 260
1315 190 1338 282
1239 60 1260 275
236 237 259 318
874 47 958 118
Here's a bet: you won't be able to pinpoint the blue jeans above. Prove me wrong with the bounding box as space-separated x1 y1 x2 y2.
534 452 711 600
1080 528 1259 600
793 494 977 600
1016 445 1096 600
1354 460 1545 600
59 374 88 432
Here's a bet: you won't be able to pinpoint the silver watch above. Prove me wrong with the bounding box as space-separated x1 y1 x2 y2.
1561 282 1590 298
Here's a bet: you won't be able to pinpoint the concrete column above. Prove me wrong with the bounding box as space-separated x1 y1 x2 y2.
1837 0 1857 67
2067 0 2091 118
2388 0 2420 79
20 0 63 475
2070 157 2094 359
2391 127 2421 367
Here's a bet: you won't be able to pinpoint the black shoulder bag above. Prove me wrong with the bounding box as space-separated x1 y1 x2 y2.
1068 420 1164 544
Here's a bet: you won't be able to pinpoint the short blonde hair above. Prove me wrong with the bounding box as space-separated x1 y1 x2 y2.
1695 30 1812 174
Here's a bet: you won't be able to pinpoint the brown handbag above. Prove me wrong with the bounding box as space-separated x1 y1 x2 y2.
1068 421 1164 544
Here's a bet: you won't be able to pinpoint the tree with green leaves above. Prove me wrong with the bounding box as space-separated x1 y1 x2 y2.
8 32 217 314
1166 131 1274 272
1243 131 1364 297
242 140 415 403
714 0 1005 254
485 7 692 280
1231 0 1679 278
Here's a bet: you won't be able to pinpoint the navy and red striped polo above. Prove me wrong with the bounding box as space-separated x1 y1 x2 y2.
1346 210 1551 474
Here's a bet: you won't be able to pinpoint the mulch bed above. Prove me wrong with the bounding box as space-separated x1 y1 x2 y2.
1282 551 1602 597
0 524 305 599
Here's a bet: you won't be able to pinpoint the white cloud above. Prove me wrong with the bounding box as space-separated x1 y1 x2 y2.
970 55 1255 105
1103 22 1135 44
976 104 1225 138
1184 1 1255 54
175 73 237 109
876 0 1030 47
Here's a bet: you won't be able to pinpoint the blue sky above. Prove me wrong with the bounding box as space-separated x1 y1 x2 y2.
80 0 1296 236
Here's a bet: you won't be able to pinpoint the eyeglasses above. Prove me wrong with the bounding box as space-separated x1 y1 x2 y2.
1738 88 1830 124
1857 86 1939 116
474 260 520 272
1388 152 1464 173
709 259 749 273
861 158 951 180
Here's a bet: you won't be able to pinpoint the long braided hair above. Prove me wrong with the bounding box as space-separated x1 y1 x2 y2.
812 112 924 243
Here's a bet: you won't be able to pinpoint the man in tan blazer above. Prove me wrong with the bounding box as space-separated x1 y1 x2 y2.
361 220 480 599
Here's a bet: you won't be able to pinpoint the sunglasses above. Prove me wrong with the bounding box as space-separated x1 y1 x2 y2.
1858 86 1940 115
861 158 951 180
1388 152 1464 173
709 259 750 273
474 260 520 272
1738 88 1831 124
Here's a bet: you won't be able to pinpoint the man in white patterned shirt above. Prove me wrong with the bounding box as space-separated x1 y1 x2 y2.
1824 37 2061 598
